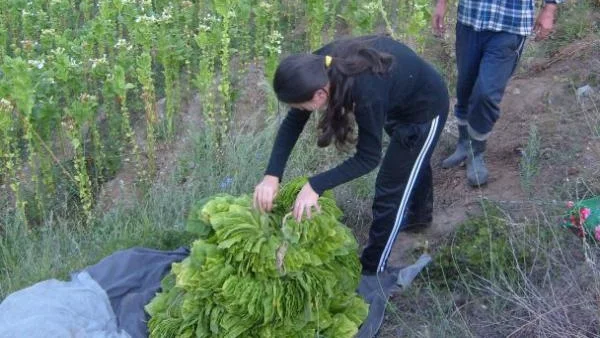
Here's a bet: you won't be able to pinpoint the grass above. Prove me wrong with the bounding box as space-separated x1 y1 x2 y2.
378 200 600 337
520 124 541 196
0 123 276 298
0 114 360 299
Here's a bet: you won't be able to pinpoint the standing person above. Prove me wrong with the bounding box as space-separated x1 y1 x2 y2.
253 35 449 336
432 0 560 186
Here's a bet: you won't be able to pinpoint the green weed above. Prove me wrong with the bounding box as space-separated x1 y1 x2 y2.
520 124 542 196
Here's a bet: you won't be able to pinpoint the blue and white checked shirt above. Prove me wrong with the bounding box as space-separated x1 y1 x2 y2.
458 0 560 36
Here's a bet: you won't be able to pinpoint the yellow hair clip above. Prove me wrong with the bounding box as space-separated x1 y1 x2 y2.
325 55 332 68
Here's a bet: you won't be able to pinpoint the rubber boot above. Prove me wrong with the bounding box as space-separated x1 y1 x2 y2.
466 139 488 186
441 125 469 168
356 270 399 338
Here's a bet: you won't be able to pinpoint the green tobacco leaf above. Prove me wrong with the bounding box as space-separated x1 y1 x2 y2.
147 178 367 337
324 313 359 338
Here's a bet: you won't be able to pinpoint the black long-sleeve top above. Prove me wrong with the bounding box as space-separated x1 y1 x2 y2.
265 36 448 195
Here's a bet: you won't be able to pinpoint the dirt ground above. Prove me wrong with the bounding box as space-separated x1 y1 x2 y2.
387 37 600 266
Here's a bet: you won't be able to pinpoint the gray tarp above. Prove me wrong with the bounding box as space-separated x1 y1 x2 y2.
0 271 130 338
0 247 188 338
85 247 189 338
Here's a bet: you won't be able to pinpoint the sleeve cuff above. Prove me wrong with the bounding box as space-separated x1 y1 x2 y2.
307 177 326 196
264 170 282 182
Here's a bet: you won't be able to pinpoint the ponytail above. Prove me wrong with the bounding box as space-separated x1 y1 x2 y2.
273 35 394 149
319 42 393 149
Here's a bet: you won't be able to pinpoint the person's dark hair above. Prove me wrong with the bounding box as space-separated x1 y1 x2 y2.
273 35 394 149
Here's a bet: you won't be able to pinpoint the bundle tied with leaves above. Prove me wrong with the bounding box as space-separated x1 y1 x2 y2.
145 177 368 337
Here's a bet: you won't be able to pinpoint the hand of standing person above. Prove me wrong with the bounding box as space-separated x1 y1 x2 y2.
253 175 279 212
293 182 321 222
534 3 558 40
432 0 447 36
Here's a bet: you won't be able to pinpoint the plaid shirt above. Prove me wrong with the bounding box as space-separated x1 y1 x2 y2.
458 0 560 36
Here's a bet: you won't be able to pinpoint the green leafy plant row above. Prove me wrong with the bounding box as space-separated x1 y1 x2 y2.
0 0 432 225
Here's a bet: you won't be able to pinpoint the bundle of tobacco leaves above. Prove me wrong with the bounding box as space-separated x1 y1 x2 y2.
145 178 368 337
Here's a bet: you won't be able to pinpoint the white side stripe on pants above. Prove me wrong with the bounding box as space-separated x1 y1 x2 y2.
377 115 440 273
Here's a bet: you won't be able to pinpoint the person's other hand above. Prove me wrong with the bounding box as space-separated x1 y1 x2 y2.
432 0 447 37
292 182 320 222
534 4 557 41
253 175 279 212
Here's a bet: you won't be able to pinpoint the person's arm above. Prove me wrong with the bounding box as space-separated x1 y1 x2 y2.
432 0 448 36
534 0 561 40
255 108 311 212
264 108 312 180
307 99 385 195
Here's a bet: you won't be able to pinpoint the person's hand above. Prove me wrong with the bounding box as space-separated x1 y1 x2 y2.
534 4 557 41
292 182 320 222
432 0 447 37
253 175 279 213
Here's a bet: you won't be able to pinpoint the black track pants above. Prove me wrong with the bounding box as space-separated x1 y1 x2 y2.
360 110 447 275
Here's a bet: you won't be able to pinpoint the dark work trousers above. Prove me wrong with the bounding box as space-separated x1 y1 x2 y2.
454 22 526 141
360 104 448 275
